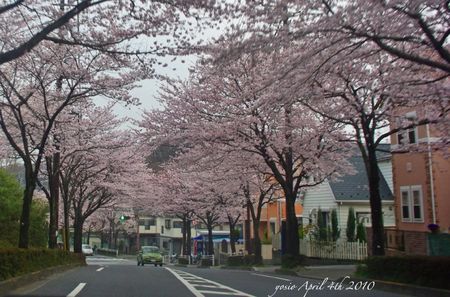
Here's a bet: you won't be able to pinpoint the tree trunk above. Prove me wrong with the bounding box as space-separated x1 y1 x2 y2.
281 104 300 260
47 153 60 249
245 204 253 254
114 229 119 250
366 148 385 256
186 219 192 256
285 192 299 259
228 218 236 254
73 215 84 253
60 175 71 251
46 153 60 249
63 197 70 251
207 222 214 256
252 220 262 264
181 215 187 255
18 163 36 248
86 226 91 245
108 218 114 249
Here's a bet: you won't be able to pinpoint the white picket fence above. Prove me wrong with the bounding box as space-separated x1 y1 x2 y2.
299 239 368 260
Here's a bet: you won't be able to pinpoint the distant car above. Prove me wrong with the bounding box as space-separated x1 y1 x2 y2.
137 246 163 267
82 244 94 256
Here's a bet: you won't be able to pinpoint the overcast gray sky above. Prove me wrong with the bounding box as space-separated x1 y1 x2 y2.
111 55 195 122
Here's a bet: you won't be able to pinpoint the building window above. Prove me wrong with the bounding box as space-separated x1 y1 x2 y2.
270 222 276 234
161 226 164 234
319 211 329 226
165 219 171 229
356 212 371 224
400 185 423 222
398 128 417 145
140 218 155 230
173 221 183 229
140 218 155 226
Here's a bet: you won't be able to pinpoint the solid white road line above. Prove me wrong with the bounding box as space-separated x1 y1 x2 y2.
165 268 204 297
67 283 86 297
96 267 104 272
251 273 292 282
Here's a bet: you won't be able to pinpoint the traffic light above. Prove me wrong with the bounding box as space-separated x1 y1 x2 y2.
120 215 131 222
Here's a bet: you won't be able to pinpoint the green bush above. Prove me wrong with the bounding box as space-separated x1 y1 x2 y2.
281 254 304 269
227 255 257 267
364 256 450 290
0 169 49 248
97 248 117 257
346 207 356 242
200 258 212 267
0 248 86 281
227 255 244 266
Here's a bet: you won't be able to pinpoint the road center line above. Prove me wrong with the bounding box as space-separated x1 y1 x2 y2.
251 273 292 282
96 267 104 272
67 283 86 297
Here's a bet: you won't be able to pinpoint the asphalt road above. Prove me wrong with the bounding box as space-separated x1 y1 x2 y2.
7 255 410 297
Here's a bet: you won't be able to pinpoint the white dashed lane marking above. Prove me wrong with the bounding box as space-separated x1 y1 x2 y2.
67 283 86 297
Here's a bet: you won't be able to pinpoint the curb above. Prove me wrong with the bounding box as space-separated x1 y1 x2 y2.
219 266 254 271
336 276 450 297
0 263 84 297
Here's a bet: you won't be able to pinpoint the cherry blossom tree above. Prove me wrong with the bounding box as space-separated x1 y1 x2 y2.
140 50 352 263
217 1 448 256
178 145 277 260
53 102 151 253
236 1 449 78
0 40 142 248
303 40 450 254
150 170 198 256
0 0 239 66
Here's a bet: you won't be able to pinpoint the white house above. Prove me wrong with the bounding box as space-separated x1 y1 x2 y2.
301 144 395 241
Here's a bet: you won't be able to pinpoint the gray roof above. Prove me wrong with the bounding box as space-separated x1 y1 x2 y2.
375 143 391 161
329 152 393 201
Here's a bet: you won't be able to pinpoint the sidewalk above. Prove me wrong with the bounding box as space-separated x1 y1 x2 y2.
297 265 357 281
252 265 356 281
252 264 450 297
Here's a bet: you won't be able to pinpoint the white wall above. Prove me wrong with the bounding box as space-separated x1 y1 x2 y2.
378 159 394 192
337 203 396 241
302 180 337 223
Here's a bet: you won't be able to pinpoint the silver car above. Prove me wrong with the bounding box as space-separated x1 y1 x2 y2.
82 244 94 256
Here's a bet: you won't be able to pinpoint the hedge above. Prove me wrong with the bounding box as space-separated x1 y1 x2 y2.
178 258 189 265
200 258 212 267
227 255 257 267
97 248 118 257
363 256 450 290
0 248 86 281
